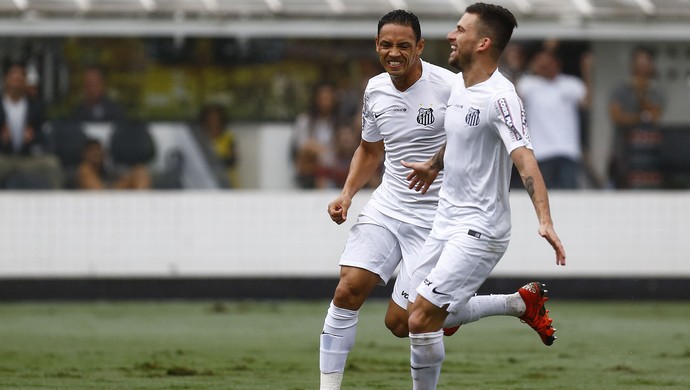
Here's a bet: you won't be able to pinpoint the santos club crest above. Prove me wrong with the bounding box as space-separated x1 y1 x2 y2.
417 107 434 125
465 107 480 126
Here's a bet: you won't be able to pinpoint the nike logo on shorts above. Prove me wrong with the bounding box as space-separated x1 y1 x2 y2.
432 287 449 296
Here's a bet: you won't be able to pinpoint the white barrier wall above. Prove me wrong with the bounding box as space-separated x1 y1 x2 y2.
0 191 689 278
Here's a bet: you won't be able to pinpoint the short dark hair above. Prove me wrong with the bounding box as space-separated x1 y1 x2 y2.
83 65 107 78
3 60 26 77
631 46 655 60
465 2 517 53
199 103 228 125
378 9 422 42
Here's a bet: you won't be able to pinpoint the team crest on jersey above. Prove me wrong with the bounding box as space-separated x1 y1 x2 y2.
465 107 480 126
417 107 434 126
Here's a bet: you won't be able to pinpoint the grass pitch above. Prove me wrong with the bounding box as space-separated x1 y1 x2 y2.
0 299 689 389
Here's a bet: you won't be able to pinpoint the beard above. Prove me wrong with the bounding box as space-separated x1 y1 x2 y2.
449 56 461 71
448 52 466 71
450 47 475 72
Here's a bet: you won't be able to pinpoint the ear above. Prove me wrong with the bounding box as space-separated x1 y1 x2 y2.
417 38 426 55
375 35 380 51
476 37 492 54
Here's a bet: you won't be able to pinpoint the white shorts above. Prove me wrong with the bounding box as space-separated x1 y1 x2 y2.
409 229 509 314
340 204 430 309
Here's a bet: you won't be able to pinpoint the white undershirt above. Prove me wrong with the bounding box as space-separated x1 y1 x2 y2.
3 95 28 152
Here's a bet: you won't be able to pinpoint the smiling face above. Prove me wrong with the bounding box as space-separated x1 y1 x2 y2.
531 51 561 80
376 23 425 90
447 13 481 71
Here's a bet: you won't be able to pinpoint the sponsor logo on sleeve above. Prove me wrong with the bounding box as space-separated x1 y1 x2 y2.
497 97 522 141
517 97 530 142
362 92 370 118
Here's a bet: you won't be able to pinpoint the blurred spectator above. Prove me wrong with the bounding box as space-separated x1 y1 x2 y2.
577 50 599 187
608 47 665 189
77 138 150 189
71 66 124 122
516 48 589 189
0 61 63 189
336 77 361 120
291 82 340 189
324 123 360 188
107 121 156 188
499 42 527 85
198 103 238 188
25 61 41 100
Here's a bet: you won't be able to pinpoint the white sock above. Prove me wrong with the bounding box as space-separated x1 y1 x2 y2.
319 301 358 389
320 372 344 390
443 293 526 328
410 330 444 390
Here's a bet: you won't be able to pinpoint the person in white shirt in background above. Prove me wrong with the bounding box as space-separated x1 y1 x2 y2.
517 48 589 189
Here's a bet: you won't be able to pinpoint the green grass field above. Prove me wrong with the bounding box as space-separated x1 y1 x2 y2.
0 299 689 389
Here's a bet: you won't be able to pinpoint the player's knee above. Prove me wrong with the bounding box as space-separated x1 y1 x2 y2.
385 316 409 338
408 309 432 334
332 282 367 310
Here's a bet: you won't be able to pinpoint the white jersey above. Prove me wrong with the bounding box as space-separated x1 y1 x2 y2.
435 70 532 241
362 60 455 228
517 73 585 161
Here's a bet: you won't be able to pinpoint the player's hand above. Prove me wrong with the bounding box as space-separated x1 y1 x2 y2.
328 194 352 225
539 224 566 266
401 160 439 195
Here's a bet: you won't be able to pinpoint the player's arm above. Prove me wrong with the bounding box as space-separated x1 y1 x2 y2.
609 101 640 127
609 93 662 126
401 142 445 195
511 146 566 266
327 139 384 224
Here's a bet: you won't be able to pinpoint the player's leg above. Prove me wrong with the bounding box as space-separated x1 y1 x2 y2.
408 295 447 390
408 233 506 389
384 298 409 338
406 236 448 390
320 266 380 389
384 221 432 338
440 282 557 345
385 259 412 338
320 216 402 390
441 292 526 332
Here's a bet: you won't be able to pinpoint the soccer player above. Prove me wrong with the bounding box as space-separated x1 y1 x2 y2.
402 3 567 389
319 10 456 390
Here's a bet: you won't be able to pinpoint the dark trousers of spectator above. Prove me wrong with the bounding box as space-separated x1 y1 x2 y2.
538 156 579 189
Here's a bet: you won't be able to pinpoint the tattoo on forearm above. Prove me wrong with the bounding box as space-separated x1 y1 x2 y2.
430 145 446 171
524 176 535 199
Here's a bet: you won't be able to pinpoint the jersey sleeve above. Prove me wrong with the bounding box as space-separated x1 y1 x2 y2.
360 89 383 143
491 92 532 154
